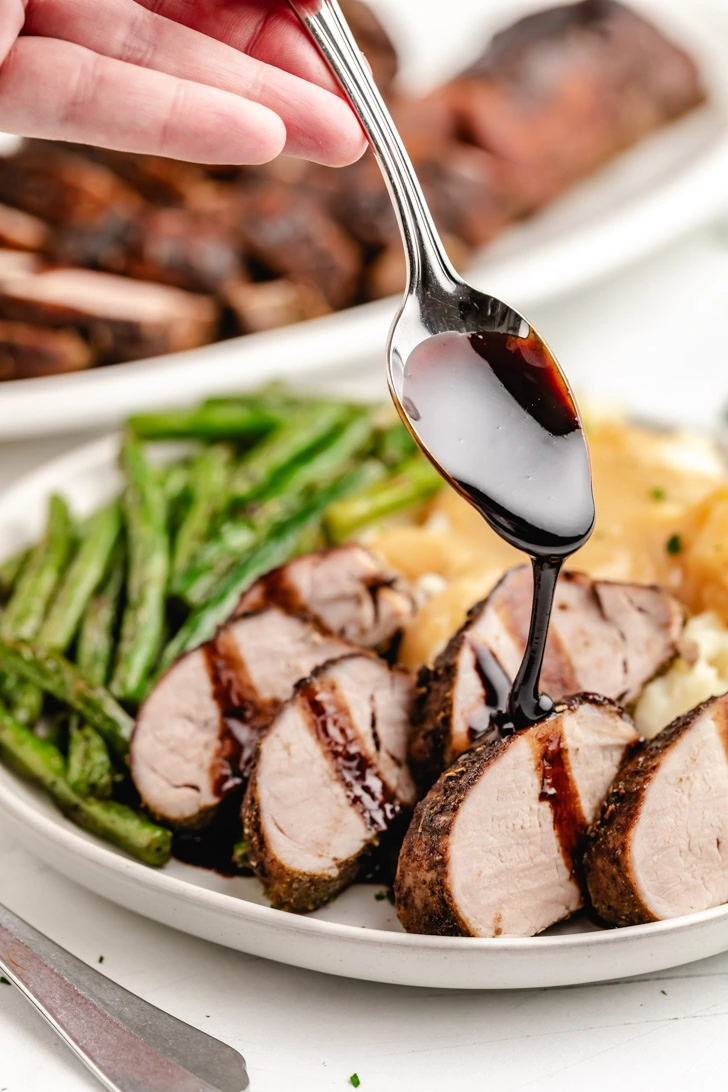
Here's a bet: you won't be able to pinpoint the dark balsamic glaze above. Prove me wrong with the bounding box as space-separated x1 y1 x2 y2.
299 677 401 833
402 328 594 732
204 630 278 790
467 640 512 741
172 793 252 878
536 727 586 872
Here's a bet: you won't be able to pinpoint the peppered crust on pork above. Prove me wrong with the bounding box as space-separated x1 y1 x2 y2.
396 695 638 938
584 692 728 927
244 654 415 913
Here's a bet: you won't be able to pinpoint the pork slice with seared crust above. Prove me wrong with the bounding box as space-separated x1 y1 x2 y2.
244 653 415 913
410 566 683 791
584 692 728 926
131 606 355 827
235 545 417 650
396 695 638 938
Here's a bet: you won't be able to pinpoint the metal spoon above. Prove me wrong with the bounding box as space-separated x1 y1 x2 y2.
288 0 595 726
0 901 249 1092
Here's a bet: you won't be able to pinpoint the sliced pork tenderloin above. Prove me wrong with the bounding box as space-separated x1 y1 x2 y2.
584 692 728 926
396 695 638 938
410 566 683 791
131 606 355 827
244 653 415 913
234 545 417 650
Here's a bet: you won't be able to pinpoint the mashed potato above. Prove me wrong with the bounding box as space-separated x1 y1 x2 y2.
634 612 728 739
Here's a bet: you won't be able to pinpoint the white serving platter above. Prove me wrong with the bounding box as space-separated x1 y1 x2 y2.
0 0 727 439
1 427 728 990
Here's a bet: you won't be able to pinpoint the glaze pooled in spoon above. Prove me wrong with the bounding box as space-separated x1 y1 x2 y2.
401 328 595 730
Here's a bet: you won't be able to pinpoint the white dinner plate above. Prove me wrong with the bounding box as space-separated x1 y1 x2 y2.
2 426 728 990
0 0 727 439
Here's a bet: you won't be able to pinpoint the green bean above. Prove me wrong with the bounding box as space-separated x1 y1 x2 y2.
324 455 444 543
159 461 384 669
225 402 351 506
66 721 114 799
76 550 125 689
110 434 169 705
129 403 281 442
0 640 133 760
0 547 29 600
175 411 376 607
171 445 233 584
0 495 73 641
0 701 170 867
71 552 125 798
1 495 74 725
39 502 121 653
374 422 418 468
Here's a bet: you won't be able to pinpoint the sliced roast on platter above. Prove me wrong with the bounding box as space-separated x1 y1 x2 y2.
234 545 417 650
410 566 684 791
131 607 355 827
0 320 94 380
395 695 638 938
0 268 218 363
584 692 728 926
441 0 706 214
244 653 415 913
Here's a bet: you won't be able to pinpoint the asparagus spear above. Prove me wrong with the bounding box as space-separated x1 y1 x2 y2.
225 402 352 506
171 444 233 584
39 501 121 653
66 722 114 799
129 402 281 442
324 455 444 543
0 701 170 867
159 461 384 669
0 640 134 760
175 412 376 606
111 434 169 705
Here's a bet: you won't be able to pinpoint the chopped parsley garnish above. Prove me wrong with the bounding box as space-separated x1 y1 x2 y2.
650 487 666 501
98 955 105 964
350 1075 361 1088
0 976 10 985
374 891 387 901
661 989 667 996
666 533 682 555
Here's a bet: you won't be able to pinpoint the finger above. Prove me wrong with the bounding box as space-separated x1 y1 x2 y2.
0 0 26 60
133 0 342 95
0 36 287 163
24 0 366 165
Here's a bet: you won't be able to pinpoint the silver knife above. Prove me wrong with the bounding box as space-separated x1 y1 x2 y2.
0 901 250 1092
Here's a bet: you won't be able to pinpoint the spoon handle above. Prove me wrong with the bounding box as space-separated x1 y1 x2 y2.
288 0 455 291
0 901 249 1092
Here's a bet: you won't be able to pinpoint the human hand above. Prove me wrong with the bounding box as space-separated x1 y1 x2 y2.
0 0 367 165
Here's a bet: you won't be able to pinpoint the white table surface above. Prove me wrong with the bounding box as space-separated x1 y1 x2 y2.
2 225 728 1092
